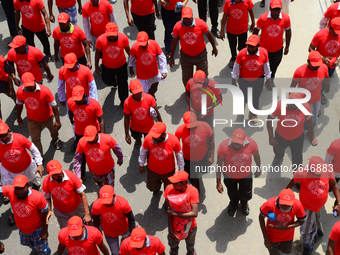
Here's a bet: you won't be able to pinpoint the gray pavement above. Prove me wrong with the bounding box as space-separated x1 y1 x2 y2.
0 0 339 254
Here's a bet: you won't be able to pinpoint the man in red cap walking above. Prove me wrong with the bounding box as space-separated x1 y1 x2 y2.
327 221 340 255
169 7 218 87
216 128 261 216
92 185 136 255
124 79 162 148
259 189 306 255
129 31 168 98
320 0 340 30
16 72 62 156
57 215 110 255
74 125 123 187
139 122 184 193
0 55 16 119
0 175 50 254
8 35 54 86
164 171 199 255
286 156 340 255
53 12 92 69
42 159 91 229
95 22 131 106
120 226 166 255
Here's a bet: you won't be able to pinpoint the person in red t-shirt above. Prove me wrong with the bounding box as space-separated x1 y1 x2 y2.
48 0 82 26
53 13 92 69
220 0 255 68
120 226 166 255
320 1 340 30
139 122 184 193
216 128 261 216
16 72 62 156
325 137 340 195
124 79 162 148
231 34 272 122
267 93 315 170
74 125 123 187
43 160 92 229
92 185 136 255
169 7 218 87
0 55 16 119
327 221 340 255
175 111 214 193
8 35 54 86
164 171 199 255
95 23 131 106
259 188 306 255
58 216 110 255
286 156 340 255
14 0 52 61
129 32 168 98
0 175 50 254
82 0 117 52
253 0 291 84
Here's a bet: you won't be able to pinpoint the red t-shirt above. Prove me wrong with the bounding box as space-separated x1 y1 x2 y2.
173 18 209 56
96 32 129 69
42 170 83 213
256 12 291 53
164 184 199 229
0 56 9 82
2 186 47 234
53 25 86 58
175 121 213 161
222 0 254 35
130 40 163 80
142 133 181 174
68 98 103 136
161 0 184 10
271 101 312 141
260 197 306 243
59 64 94 101
16 84 54 122
76 134 117 175
293 167 334 212
91 195 131 237
7 46 45 82
327 139 340 173
0 133 33 173
123 93 156 134
120 235 166 255
130 0 154 16
293 63 329 104
324 3 340 27
58 226 103 255
82 0 113 38
311 28 340 58
55 0 75 8
13 0 45 32
236 47 269 81
217 137 258 179
329 221 340 255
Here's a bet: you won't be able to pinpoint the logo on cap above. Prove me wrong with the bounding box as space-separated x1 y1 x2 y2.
84 131 90 136
16 178 21 181
49 165 56 169
75 91 81 96
133 236 142 241
189 117 195 122
236 134 243 137
152 128 157 132
102 193 108 198
139 37 145 41
70 224 78 230
0 126 4 130
284 195 290 200
183 9 189 14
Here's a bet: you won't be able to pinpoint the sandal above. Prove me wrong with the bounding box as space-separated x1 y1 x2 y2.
46 54 52 63
8 213 15 225
311 136 318 146
321 93 327 105
248 113 258 124
54 139 62 150
260 0 265 7
2 195 9 205
228 59 235 68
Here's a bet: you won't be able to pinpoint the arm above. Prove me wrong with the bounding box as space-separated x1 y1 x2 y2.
79 191 92 224
308 42 316 52
112 143 123 165
54 39 60 62
95 49 102 75
82 39 92 70
98 242 110 255
88 80 98 101
68 109 75 125
93 214 101 229
124 210 136 233
286 178 296 189
41 61 54 81
83 17 92 48
305 117 315 143
175 150 184 170
57 243 66 255
169 37 179 68
166 199 177 241
216 155 224 194
15 10 22 34
263 62 272 90
128 56 136 76
231 62 240 85
46 197 54 223
57 78 66 106
7 76 15 100
124 45 131 56
330 179 340 214
320 17 329 30
259 213 272 250
77 0 82 14
207 135 214 165
154 105 162 122
47 0 54 23
284 29 291 55
248 9 255 32
266 115 278 147
16 103 24 126
220 12 228 41
28 143 44 177
123 0 133 26
252 27 260 35
327 238 337 255
324 76 331 93
97 114 105 133
152 0 159 17
40 210 49 240
253 150 261 178
73 152 83 178
109 12 118 25
168 203 198 219
290 79 298 88
52 105 61 130
40 7 51 37
158 53 168 79
124 113 131 144
138 147 149 174
205 31 218 57
268 219 304 230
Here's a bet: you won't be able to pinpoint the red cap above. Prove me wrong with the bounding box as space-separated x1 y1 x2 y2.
278 189 295 206
148 122 166 138
289 92 305 99
13 175 29 188
232 128 246 145
130 227 146 248
168 171 189 183
183 111 198 128
106 22 118 36
182 7 193 18
308 51 323 67
137 32 148 46
99 185 115 204
47 160 63 175
246 35 260 46
83 125 98 141
64 53 77 68
21 72 35 87
0 122 9 135
270 0 282 8
68 216 83 237
331 17 340 35
308 156 325 168
72 86 85 101
193 70 206 79
9 35 26 48
58 12 69 23
129 79 143 94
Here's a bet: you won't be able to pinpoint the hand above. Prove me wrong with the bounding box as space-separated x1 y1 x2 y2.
208 156 214 165
220 29 225 41
216 182 223 194
9 89 15 99
50 14 55 23
254 169 262 178
308 132 314 143
16 26 22 34
46 29 51 37
139 166 145 174
169 57 175 68
333 59 340 68
79 178 83 183
87 61 92 70
13 77 21 87
212 47 218 57
266 79 272 91
284 46 289 55
60 101 66 107
169 229 179 241
40 230 48 240
167 207 177 217
264 237 272 250
268 222 287 230
46 210 53 224
95 65 101 75
0 241 4 254
249 23 255 33
87 40 93 49
17 117 24 126
47 73 54 81
35 165 44 178
127 17 134 26
129 67 135 76
83 213 92 225
334 204 340 215
53 121 61 130
155 10 160 18
125 134 131 145
55 55 60 63
269 137 278 147
161 73 167 80
322 56 331 66
118 160 123 166
78 5 82 15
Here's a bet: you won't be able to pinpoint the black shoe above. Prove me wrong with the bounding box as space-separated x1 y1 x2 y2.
8 213 15 225
241 202 250 216
227 204 237 217
271 156 283 167
260 0 265 7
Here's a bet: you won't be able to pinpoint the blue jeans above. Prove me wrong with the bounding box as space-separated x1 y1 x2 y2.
105 230 129 255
